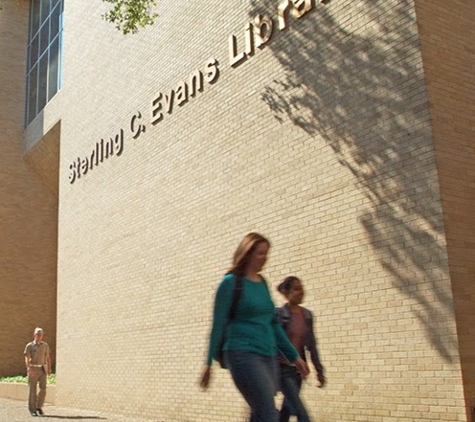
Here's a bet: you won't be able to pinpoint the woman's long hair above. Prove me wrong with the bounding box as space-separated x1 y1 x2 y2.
228 232 270 277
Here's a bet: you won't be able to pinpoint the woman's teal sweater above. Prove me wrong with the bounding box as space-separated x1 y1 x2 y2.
206 273 299 366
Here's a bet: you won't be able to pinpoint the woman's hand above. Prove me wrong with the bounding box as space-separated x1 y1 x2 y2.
317 372 326 388
294 357 310 379
200 365 212 390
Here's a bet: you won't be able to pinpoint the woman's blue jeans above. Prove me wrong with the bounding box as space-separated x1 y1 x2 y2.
279 364 311 422
225 351 279 422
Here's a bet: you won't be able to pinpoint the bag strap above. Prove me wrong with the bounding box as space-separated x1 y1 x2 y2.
228 274 267 320
229 274 243 320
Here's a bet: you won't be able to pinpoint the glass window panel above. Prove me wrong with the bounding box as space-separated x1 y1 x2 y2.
27 44 31 71
30 0 41 39
27 65 38 125
40 0 52 23
39 18 50 56
29 32 39 70
51 0 61 11
25 0 63 126
37 53 49 112
48 38 59 101
50 3 60 40
58 34 62 91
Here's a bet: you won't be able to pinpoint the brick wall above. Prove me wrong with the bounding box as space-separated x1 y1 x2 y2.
415 0 475 420
52 1 470 421
0 0 57 377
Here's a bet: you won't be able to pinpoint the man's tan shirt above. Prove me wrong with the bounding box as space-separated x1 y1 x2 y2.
24 341 50 373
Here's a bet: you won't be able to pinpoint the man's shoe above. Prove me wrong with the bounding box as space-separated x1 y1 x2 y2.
30 411 38 416
36 408 44 416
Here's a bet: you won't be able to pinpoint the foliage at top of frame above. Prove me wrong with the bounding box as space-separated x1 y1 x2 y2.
102 0 158 35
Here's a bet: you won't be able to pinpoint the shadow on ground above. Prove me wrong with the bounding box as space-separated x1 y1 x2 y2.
43 416 106 420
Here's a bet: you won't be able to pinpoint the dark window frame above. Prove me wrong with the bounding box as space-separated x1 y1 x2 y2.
25 0 63 126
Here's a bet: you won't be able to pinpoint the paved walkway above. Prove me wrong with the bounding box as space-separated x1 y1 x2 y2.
0 398 161 422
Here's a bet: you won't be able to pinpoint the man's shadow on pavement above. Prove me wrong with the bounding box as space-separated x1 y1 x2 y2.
43 416 107 420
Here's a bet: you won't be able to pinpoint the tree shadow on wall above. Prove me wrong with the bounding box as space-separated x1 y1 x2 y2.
248 0 456 362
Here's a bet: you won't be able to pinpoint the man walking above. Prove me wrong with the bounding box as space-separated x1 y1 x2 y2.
24 327 51 417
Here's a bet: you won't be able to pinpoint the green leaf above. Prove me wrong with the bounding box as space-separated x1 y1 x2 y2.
102 0 159 35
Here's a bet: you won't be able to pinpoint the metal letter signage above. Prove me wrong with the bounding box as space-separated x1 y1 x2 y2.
68 0 325 184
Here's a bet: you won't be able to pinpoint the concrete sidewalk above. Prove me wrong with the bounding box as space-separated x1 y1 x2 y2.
0 398 161 422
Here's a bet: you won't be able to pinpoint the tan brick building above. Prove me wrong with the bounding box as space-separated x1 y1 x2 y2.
0 0 57 377
1 1 474 421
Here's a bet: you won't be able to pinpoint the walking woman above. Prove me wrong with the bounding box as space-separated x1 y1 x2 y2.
276 276 326 422
200 233 309 422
